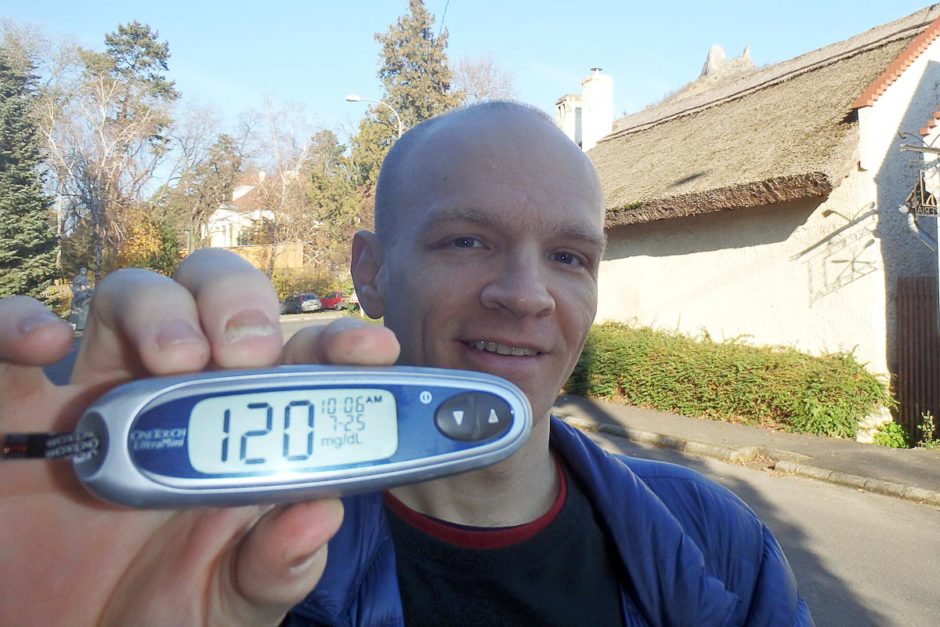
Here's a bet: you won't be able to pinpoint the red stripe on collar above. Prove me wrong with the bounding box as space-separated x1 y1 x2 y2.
383 458 566 549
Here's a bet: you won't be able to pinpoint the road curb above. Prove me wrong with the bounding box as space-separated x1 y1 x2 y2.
278 311 344 322
773 460 940 507
560 416 940 508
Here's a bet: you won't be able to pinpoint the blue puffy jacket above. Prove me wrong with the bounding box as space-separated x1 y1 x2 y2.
285 418 814 626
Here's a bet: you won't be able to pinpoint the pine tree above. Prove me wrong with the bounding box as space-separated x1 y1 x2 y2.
304 130 363 271
0 47 58 301
352 0 460 186
376 0 461 126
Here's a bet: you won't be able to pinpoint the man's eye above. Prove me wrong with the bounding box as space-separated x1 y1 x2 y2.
551 251 583 267
452 237 482 248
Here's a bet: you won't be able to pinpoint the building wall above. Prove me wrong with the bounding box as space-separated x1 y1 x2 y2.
204 207 274 248
597 175 890 375
596 36 940 379
230 241 304 271
859 33 940 280
862 35 940 374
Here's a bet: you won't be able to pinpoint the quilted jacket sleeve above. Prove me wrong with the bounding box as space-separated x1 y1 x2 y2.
283 493 404 627
742 525 815 626
550 418 814 626
618 455 816 626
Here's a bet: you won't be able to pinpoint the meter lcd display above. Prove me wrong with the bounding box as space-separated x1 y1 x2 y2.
186 388 397 474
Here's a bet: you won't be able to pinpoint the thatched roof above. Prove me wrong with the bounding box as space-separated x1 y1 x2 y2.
591 5 940 227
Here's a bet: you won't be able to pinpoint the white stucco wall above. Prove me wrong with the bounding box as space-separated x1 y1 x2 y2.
858 36 940 175
598 182 889 374
597 35 940 378
857 33 940 285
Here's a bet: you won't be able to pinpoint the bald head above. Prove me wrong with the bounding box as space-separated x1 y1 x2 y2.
373 101 603 244
351 99 605 423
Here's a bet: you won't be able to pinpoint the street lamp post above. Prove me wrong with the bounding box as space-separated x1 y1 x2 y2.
345 94 404 138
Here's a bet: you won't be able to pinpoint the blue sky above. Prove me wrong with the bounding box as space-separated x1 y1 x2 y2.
1 1 932 136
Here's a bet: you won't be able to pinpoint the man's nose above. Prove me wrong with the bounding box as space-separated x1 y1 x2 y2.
480 251 555 318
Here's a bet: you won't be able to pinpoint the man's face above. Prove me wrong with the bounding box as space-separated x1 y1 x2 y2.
374 110 605 421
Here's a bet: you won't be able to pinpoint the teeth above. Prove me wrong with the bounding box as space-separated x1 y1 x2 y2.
470 340 537 356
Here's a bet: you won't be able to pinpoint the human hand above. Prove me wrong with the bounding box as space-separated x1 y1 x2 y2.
0 249 398 626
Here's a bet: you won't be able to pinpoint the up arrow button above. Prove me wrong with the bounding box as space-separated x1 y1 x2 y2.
488 409 500 424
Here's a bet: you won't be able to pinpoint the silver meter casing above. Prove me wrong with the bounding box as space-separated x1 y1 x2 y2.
73 366 532 508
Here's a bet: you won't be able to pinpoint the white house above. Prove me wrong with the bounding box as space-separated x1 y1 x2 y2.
203 172 274 248
584 5 940 434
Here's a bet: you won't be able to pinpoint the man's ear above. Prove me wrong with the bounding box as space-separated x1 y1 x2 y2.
350 230 385 319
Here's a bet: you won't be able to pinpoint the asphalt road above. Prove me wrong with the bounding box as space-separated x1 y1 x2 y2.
589 430 940 627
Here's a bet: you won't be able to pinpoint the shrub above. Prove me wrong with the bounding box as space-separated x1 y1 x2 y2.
872 421 912 448
271 268 343 303
43 281 73 319
566 322 893 438
917 412 939 449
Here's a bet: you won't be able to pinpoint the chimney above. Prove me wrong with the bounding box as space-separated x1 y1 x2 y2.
555 68 613 151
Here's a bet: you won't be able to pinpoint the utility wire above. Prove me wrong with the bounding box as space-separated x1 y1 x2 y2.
438 0 451 38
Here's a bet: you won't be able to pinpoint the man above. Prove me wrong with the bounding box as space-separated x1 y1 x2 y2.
0 102 811 625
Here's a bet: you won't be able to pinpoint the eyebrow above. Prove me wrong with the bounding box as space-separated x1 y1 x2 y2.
418 206 607 250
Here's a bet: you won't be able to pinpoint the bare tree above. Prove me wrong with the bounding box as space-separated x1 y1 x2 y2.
36 22 180 278
451 53 516 104
154 105 252 252
245 101 318 277
0 20 51 77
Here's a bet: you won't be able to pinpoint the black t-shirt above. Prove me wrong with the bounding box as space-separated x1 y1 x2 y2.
385 462 625 626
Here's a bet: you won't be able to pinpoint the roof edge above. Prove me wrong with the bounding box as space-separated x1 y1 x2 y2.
605 173 834 227
602 7 940 144
853 15 940 108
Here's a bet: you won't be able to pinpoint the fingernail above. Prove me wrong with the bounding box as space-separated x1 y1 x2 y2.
18 311 63 335
224 309 277 343
156 319 203 349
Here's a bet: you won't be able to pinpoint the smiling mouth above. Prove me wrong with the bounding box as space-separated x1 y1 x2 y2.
469 340 540 357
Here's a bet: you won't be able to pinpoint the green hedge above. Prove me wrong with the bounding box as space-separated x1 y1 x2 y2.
565 322 893 438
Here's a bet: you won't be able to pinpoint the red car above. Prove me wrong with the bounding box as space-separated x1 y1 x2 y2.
320 290 347 310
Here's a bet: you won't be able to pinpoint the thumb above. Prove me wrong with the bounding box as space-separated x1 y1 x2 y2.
225 498 345 624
